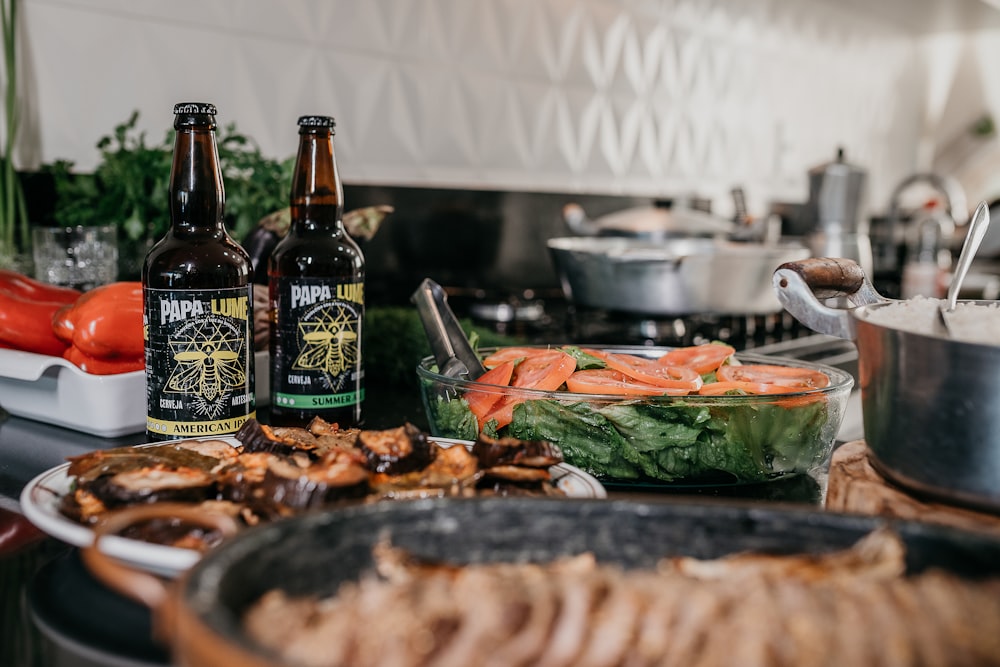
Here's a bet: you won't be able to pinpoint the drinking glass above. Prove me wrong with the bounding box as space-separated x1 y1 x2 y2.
32 225 119 291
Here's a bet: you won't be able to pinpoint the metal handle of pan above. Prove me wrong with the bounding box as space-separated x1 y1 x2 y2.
80 503 241 643
772 257 888 341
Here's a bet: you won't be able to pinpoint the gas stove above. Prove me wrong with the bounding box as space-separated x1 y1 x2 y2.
448 286 817 351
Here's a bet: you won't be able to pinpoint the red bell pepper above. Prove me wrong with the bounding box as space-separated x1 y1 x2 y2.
0 289 73 356
63 345 144 375
52 282 144 359
0 269 81 305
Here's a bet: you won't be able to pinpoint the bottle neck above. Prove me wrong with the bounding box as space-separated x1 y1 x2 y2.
169 126 226 235
289 130 344 233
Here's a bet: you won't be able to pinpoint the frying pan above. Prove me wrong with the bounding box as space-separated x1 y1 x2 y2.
83 497 1000 666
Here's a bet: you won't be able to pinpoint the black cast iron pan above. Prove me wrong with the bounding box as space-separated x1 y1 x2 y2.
85 496 1000 666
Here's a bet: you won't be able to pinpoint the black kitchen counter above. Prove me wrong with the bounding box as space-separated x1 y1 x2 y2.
0 384 827 667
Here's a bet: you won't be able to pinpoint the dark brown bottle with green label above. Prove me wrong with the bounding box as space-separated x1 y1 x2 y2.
268 115 365 428
142 103 256 441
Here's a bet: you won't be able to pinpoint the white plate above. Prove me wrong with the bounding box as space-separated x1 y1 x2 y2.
20 436 606 578
0 349 269 437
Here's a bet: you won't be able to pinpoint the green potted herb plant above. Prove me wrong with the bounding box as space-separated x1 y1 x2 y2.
46 111 293 279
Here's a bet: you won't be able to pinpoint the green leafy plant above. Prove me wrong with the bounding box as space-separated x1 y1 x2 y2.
217 127 294 240
46 111 291 278
0 0 28 262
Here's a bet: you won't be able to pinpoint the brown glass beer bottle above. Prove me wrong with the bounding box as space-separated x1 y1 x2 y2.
142 103 256 441
268 115 365 428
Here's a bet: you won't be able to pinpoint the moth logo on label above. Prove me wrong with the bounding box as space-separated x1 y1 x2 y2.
292 302 360 390
165 316 247 418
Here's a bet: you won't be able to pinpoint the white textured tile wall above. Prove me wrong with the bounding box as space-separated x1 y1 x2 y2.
16 0 930 216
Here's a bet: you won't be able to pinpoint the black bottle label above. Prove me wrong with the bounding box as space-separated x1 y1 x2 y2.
271 278 364 412
144 286 255 438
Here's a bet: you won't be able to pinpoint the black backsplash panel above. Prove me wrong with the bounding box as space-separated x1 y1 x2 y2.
344 184 655 306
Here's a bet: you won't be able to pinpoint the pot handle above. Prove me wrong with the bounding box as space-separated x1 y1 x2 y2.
80 504 240 637
772 257 886 341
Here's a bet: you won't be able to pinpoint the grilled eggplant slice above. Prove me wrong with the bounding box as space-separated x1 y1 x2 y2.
260 450 370 511
369 443 483 497
472 436 563 469
117 517 227 552
236 419 319 457
87 465 216 508
67 443 223 482
357 423 436 474
173 438 239 463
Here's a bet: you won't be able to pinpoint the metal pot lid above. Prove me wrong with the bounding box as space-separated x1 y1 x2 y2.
808 146 867 179
563 203 735 237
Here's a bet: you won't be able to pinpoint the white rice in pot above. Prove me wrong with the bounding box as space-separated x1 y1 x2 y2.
863 296 1000 345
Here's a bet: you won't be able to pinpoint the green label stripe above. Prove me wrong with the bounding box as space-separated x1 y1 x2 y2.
273 389 364 409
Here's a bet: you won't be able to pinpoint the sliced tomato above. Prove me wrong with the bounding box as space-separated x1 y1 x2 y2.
510 349 576 391
482 395 518 430
474 350 577 433
599 352 703 391
482 346 553 368
698 380 796 396
566 369 692 396
465 361 515 430
658 343 736 375
717 364 830 390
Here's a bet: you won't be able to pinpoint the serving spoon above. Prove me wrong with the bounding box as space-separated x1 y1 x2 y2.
937 200 991 335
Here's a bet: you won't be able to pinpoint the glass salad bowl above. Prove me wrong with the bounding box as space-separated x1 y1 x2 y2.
416 344 854 486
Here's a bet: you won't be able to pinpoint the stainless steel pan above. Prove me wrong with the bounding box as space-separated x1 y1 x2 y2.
549 236 809 315
773 257 1000 513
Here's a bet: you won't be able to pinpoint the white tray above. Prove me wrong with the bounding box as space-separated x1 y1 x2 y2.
0 349 270 437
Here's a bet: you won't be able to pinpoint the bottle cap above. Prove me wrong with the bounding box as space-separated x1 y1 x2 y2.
298 115 336 131
173 103 218 129
174 102 217 115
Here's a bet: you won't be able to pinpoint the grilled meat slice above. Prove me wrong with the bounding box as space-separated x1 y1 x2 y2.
243 530 1000 667
356 423 435 474
472 435 563 468
671 526 906 583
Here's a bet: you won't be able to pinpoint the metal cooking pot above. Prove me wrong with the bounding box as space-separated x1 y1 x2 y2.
562 203 735 240
83 497 1000 666
548 236 809 315
773 257 1000 513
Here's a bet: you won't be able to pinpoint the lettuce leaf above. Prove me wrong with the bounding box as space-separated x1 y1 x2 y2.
424 388 833 483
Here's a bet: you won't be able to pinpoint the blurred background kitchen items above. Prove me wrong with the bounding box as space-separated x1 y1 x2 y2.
31 224 118 291
804 148 874 278
561 202 735 240
871 172 970 297
547 236 809 316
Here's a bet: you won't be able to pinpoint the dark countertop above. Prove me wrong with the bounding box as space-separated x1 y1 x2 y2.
0 385 827 666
